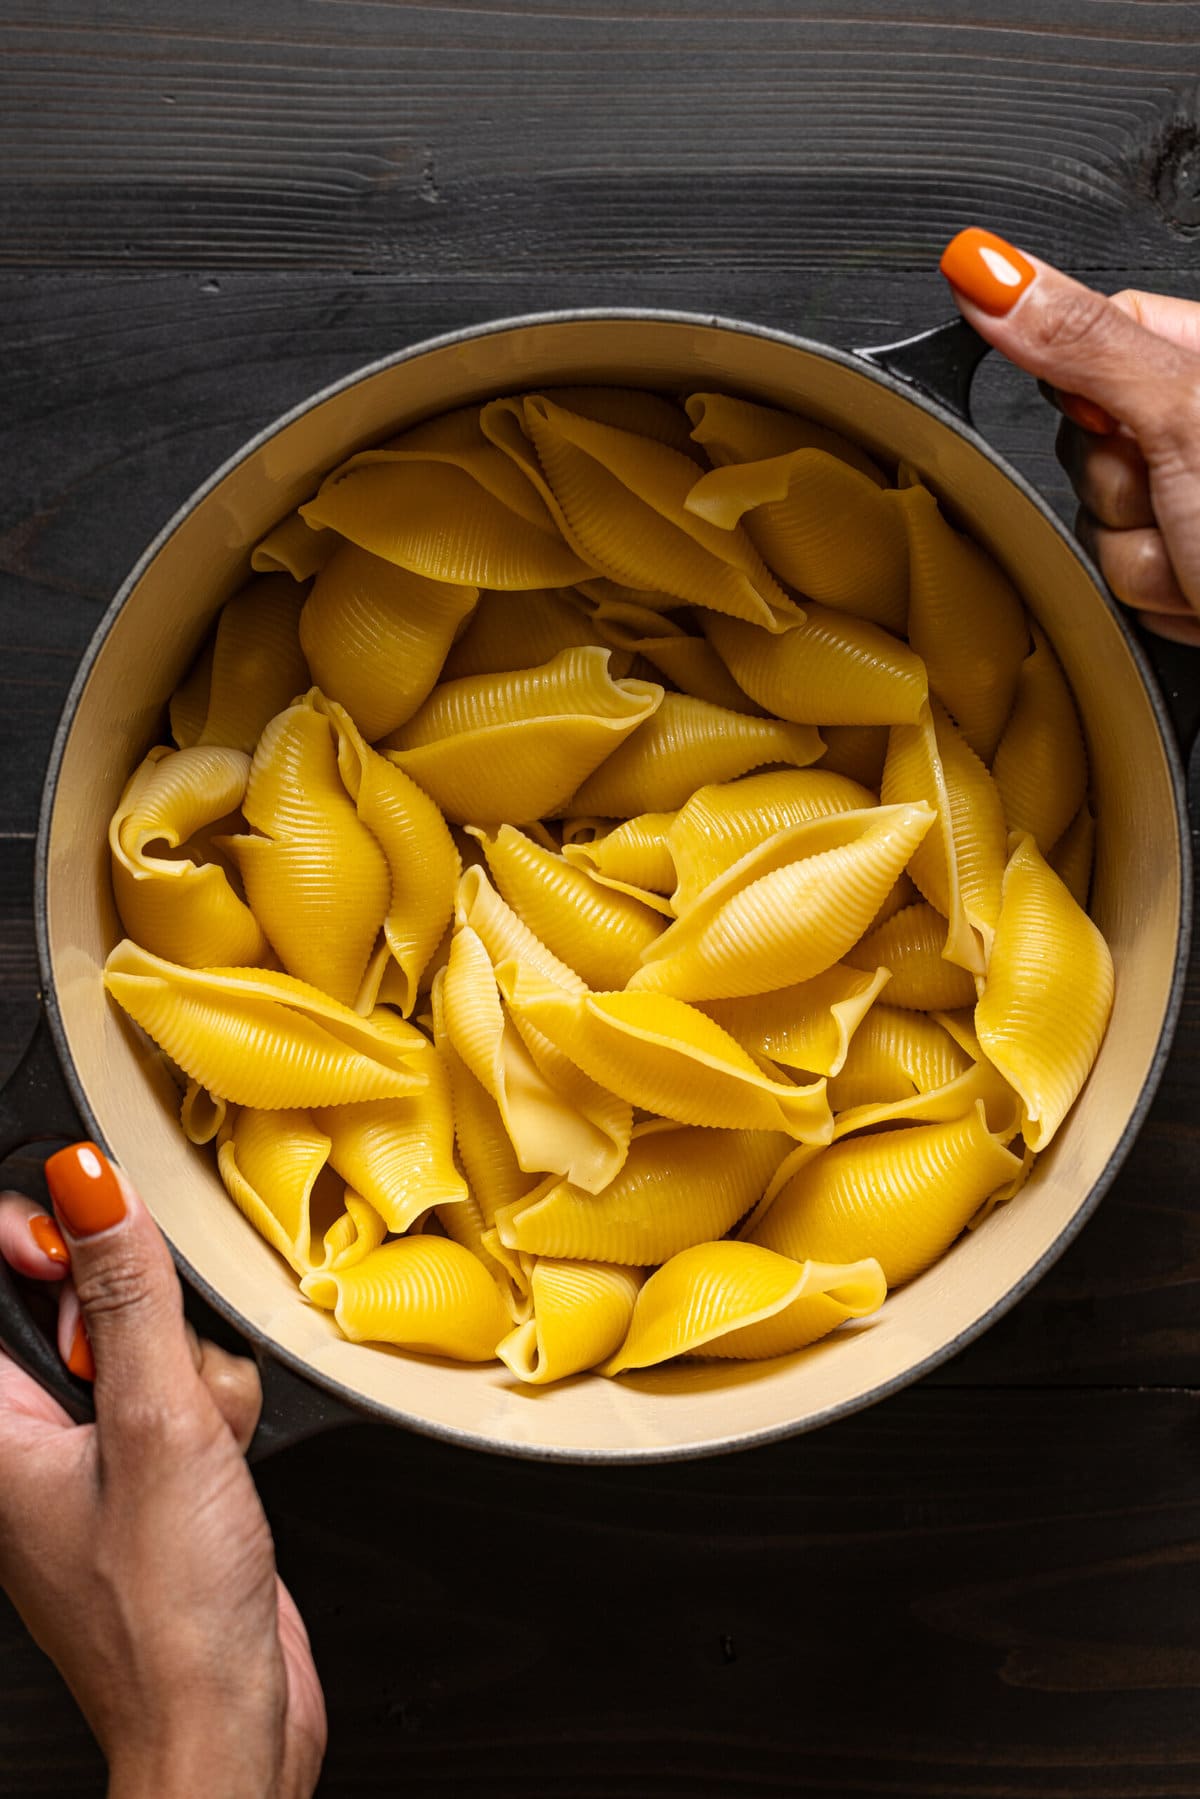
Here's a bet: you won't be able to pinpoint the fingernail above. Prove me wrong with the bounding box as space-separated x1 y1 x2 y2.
66 1317 95 1384
1061 393 1116 436
45 1142 126 1238
940 227 1037 315
29 1215 70 1266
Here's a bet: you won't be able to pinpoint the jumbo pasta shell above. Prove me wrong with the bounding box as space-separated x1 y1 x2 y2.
170 575 310 755
669 768 876 912
704 607 928 727
991 624 1088 854
300 1237 512 1362
844 901 978 1011
497 1260 644 1385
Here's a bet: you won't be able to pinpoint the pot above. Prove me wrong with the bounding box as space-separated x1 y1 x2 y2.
0 310 1191 1463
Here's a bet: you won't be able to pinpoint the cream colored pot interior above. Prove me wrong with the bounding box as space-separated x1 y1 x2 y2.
45 319 1183 1459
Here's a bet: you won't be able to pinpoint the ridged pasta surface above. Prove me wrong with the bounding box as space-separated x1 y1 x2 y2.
300 1236 511 1360
844 902 978 1011
991 625 1088 854
497 1260 644 1384
704 607 927 727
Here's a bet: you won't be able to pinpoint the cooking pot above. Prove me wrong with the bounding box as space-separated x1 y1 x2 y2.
0 310 1190 1463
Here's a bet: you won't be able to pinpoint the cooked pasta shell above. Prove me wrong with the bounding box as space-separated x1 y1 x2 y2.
563 692 823 817
825 1004 971 1112
467 823 665 989
482 395 798 628
561 812 678 907
704 607 928 727
1048 801 1095 908
991 625 1088 854
300 1236 512 1361
632 803 935 1001
684 450 908 631
382 647 663 824
843 901 978 1011
751 1103 1023 1285
497 1260 645 1385
104 941 428 1108
974 834 1114 1150
439 937 632 1191
454 865 586 994
223 696 390 1008
169 576 310 755
322 697 460 1016
581 594 762 713
180 1079 226 1145
496 963 834 1142
217 1107 386 1277
867 870 920 933
546 385 699 457
668 768 876 912
496 1122 790 1265
300 542 479 741
600 1241 886 1372
699 964 892 1078
889 482 1028 761
440 586 611 680
881 698 1007 974
251 512 338 581
685 392 887 484
313 1043 467 1234
110 745 272 969
819 724 889 789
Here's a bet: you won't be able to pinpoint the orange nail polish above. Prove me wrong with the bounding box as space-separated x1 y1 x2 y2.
45 1142 126 1238
29 1215 69 1266
940 227 1037 315
67 1318 95 1383
1062 393 1116 436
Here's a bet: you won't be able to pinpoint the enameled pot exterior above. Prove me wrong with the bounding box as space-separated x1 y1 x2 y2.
6 310 1191 1462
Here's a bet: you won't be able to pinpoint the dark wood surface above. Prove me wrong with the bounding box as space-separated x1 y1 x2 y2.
3 4 1200 1794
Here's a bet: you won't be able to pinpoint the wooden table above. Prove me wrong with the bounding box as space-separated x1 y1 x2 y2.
3 5 1199 1793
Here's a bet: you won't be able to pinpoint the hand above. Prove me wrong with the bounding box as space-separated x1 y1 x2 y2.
0 1143 326 1797
939 226 1200 647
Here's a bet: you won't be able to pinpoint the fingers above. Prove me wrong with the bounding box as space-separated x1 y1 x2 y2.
940 228 1200 448
195 1339 263 1456
0 1190 71 1284
1074 507 1194 615
43 1142 203 1438
1109 289 1200 356
1056 419 1156 530
1140 612 1200 647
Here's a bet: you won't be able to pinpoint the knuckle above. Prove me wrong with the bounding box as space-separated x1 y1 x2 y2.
1029 287 1114 359
73 1250 163 1324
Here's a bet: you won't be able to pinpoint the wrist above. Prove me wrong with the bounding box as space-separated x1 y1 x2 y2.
107 1714 282 1799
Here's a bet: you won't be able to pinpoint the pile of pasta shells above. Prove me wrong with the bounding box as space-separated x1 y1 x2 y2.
104 386 1114 1385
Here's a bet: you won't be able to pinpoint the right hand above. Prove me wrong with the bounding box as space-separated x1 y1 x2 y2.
940 228 1200 647
0 1142 327 1797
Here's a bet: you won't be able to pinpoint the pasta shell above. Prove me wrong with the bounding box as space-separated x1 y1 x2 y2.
704 607 928 727
561 812 678 906
843 901 978 1011
881 698 1007 974
751 1103 1023 1285
180 1079 226 1145
313 1043 467 1234
1048 801 1095 909
110 746 272 969
825 1004 971 1112
454 865 586 994
867 870 920 933
467 823 665 989
440 586 611 680
699 964 892 1078
300 1236 512 1361
381 647 663 824
497 1260 644 1385
496 963 834 1142
170 575 310 755
580 594 762 713
217 1107 386 1277
300 542 479 741
223 696 390 1008
974 834 1114 1150
322 697 460 1016
600 1241 886 1372
103 941 428 1108
482 395 798 628
889 482 1028 761
818 725 889 789
496 1122 790 1265
668 768 876 912
546 385 699 457
632 803 935 1001
439 936 632 1191
684 392 887 484
251 512 338 581
991 625 1088 854
563 692 823 817
684 450 908 631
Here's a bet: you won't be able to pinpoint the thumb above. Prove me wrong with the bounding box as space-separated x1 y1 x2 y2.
939 228 1199 449
44 1141 200 1429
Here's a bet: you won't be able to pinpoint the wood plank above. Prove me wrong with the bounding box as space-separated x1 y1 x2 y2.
1 3 1199 271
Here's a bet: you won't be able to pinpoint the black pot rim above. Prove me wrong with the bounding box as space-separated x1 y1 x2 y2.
34 307 1195 1464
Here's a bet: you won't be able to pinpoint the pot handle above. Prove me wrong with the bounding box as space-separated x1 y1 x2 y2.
0 1008 356 1458
854 315 991 428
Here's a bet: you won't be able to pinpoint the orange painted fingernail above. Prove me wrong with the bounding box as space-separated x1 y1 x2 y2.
29 1215 69 1266
67 1318 95 1383
45 1142 125 1238
1061 393 1116 435
940 227 1037 315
